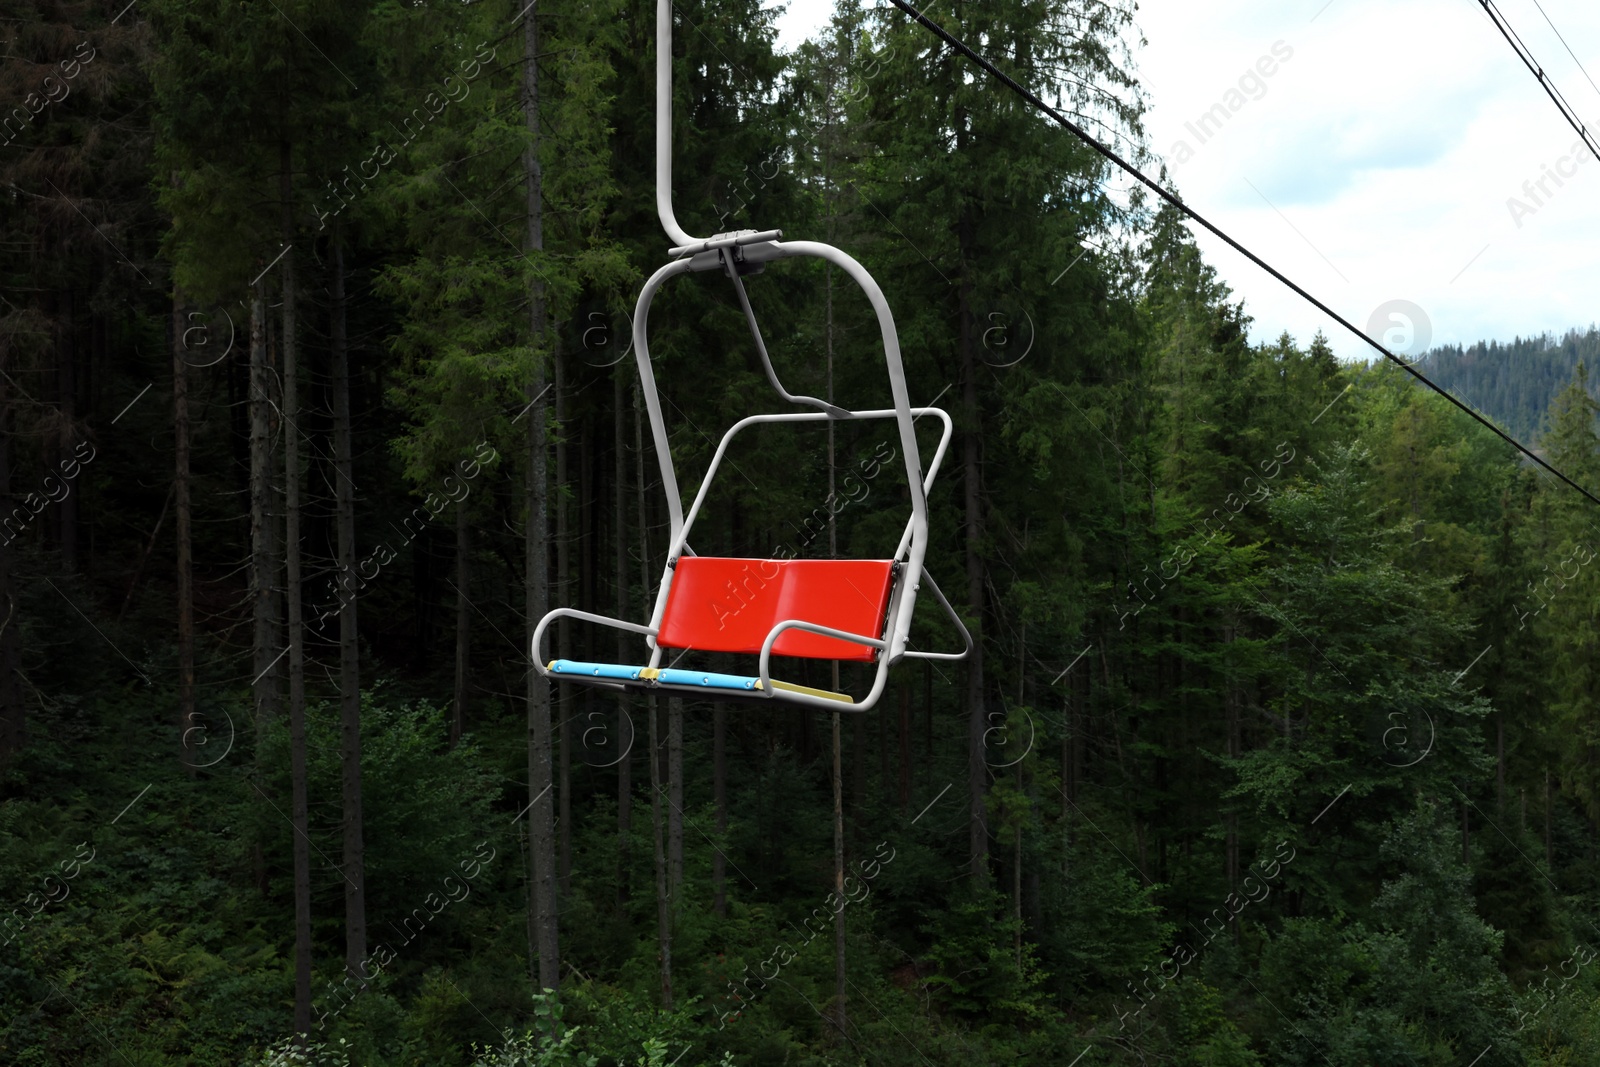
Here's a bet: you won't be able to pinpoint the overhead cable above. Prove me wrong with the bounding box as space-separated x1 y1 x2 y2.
1477 0 1600 167
885 0 1600 510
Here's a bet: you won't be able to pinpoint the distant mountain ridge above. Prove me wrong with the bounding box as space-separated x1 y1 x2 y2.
1405 327 1600 446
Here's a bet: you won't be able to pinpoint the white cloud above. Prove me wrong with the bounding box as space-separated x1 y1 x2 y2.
1140 0 1600 358
773 0 838 53
768 0 1600 358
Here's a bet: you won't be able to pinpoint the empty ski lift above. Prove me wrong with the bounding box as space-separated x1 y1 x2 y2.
530 0 971 711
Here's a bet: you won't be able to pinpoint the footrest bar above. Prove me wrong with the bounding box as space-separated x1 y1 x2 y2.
546 660 853 704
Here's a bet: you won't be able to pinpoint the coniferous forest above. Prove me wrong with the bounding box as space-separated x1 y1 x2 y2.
1417 330 1600 449
4 1 1600 1064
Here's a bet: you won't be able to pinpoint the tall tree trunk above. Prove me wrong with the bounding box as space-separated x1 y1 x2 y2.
452 503 470 747
246 277 276 902
278 152 314 1037
959 202 988 888
1225 627 1241 902
831 709 847 1042
615 368 632 908
1061 694 1072 892
249 280 281 732
1013 645 1025 968
173 295 195 769
898 685 911 815
635 390 671 1008
669 697 683 891
522 3 560 996
0 337 20 767
57 289 77 572
713 704 727 919
852 713 865 822
1013 763 1023 972
578 423 595 830
291 663 313 1044
556 341 572 899
120 485 173 623
1496 712 1505 814
252 279 284 739
1547 767 1554 867
878 693 888 806
647 690 673 1008
656 701 668 824
826 294 846 1041
330 238 366 978
579 426 596 721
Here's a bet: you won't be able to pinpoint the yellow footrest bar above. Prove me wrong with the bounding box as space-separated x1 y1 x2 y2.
758 678 855 704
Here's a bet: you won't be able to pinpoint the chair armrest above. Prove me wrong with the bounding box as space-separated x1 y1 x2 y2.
757 620 885 695
531 608 658 678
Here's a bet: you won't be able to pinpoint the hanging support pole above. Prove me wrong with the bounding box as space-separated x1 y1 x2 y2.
656 0 698 248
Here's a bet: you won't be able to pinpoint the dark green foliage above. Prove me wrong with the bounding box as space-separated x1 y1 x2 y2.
5 0 1600 1063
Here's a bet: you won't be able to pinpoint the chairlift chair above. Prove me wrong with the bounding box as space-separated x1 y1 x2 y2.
530 0 971 712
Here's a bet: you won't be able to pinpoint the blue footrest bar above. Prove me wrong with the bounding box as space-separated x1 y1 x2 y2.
657 667 761 690
547 660 757 691
545 660 854 704
548 660 649 682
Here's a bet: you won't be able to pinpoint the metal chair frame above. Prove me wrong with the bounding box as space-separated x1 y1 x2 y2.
530 0 971 711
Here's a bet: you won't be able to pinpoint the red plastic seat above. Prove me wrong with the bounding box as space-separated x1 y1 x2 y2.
657 557 895 662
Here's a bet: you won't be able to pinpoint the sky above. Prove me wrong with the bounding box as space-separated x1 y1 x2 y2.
769 0 1600 362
